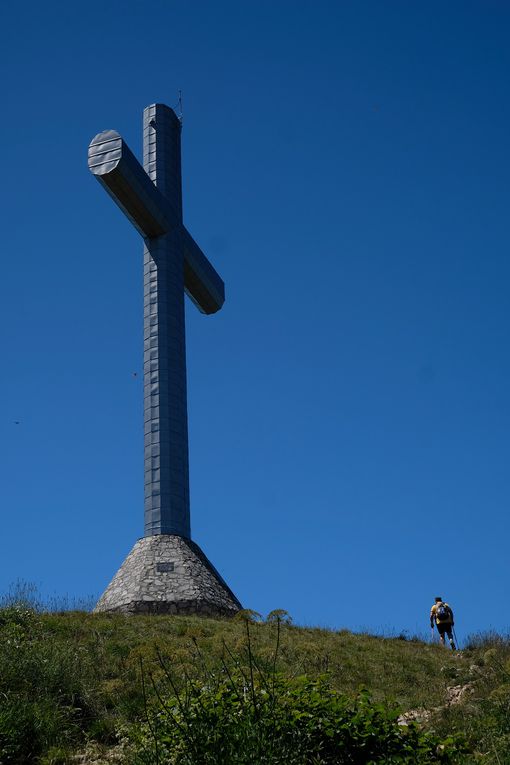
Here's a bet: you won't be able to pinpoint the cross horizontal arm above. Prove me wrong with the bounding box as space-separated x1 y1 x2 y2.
88 130 225 314
181 228 225 315
89 130 169 238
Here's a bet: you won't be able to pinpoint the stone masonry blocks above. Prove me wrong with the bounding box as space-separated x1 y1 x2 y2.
94 535 241 616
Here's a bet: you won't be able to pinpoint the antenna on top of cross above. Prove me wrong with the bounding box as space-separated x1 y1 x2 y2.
176 90 183 125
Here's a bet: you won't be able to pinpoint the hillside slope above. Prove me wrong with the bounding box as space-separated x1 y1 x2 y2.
0 608 507 763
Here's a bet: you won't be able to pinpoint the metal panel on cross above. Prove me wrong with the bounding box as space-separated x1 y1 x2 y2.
88 104 225 539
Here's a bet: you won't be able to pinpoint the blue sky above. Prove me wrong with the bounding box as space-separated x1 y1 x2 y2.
1 0 509 642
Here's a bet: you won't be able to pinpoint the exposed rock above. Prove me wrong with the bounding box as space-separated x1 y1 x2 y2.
398 708 432 726
445 682 475 705
399 681 474 726
71 742 127 763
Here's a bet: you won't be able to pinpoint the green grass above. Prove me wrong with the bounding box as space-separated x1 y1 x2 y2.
36 610 465 715
0 603 507 763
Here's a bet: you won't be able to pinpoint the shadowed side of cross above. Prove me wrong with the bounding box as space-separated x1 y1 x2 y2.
88 104 224 540
88 129 224 315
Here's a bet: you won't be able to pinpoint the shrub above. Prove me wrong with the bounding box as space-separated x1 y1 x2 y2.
134 672 464 764
133 622 464 764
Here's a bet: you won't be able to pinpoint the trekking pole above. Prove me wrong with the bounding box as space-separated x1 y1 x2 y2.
453 627 459 650
430 627 435 643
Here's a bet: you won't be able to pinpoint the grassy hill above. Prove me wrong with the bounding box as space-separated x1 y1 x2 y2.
1 604 509 763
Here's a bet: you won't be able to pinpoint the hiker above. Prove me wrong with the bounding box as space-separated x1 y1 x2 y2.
430 596 456 649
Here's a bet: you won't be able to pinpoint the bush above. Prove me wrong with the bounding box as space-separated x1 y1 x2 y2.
133 622 464 764
134 673 464 764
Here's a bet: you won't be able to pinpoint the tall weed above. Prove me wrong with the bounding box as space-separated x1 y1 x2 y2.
133 619 465 764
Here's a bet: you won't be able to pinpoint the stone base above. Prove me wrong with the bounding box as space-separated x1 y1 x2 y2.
94 535 241 616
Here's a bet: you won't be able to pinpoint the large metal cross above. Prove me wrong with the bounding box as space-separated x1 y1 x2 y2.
88 104 224 539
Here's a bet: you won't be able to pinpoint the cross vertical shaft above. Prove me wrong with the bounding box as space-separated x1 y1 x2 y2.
89 103 240 616
143 104 190 538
